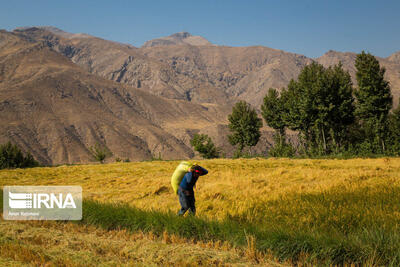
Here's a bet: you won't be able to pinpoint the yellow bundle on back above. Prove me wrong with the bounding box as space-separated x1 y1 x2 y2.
171 161 193 194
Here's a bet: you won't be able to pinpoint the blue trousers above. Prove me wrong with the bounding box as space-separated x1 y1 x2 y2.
178 187 195 215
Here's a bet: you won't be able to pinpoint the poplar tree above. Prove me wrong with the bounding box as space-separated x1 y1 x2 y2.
262 88 297 157
228 101 262 156
355 51 392 152
388 99 400 154
276 62 354 154
261 88 286 135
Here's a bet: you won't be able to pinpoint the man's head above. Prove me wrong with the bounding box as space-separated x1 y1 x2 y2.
191 165 204 177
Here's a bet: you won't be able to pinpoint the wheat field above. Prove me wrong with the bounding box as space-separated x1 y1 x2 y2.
1 158 400 266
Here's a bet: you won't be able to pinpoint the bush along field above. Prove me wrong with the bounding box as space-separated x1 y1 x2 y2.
1 158 400 266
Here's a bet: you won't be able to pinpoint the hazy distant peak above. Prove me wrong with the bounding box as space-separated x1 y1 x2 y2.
14 26 92 39
170 32 192 39
320 50 355 57
38 26 70 36
388 51 400 62
142 31 211 48
325 50 338 55
40 26 92 39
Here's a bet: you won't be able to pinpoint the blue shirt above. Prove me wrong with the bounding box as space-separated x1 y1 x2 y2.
179 166 208 192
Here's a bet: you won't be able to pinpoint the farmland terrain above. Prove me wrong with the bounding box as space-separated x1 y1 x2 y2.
1 158 399 265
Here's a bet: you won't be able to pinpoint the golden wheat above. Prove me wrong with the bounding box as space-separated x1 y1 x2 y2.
1 157 399 266
1 158 398 219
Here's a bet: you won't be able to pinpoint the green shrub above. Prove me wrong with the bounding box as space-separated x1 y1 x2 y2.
89 143 112 163
0 142 39 169
190 133 219 159
151 152 163 161
268 134 296 157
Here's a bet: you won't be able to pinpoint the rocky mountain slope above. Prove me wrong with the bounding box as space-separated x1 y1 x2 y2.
16 27 400 109
15 27 314 108
1 27 399 164
0 30 232 164
141 43 400 108
13 27 231 105
139 45 313 107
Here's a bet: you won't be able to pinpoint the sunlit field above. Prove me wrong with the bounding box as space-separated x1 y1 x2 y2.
1 158 400 266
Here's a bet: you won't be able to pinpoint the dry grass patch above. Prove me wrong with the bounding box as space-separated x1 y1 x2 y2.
0 220 282 266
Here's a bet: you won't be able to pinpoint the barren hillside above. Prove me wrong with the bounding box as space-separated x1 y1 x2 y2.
17 28 400 108
14 27 231 105
2 27 399 164
0 30 232 164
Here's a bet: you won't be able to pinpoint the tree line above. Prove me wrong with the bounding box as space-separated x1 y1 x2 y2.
1 51 399 168
193 51 400 158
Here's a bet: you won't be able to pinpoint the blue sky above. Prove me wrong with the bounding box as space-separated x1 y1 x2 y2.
1 0 399 58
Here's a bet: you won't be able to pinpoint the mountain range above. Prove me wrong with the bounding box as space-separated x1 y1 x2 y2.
1 26 399 164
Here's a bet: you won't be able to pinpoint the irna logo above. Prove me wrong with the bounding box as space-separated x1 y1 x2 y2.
3 186 82 220
8 192 76 209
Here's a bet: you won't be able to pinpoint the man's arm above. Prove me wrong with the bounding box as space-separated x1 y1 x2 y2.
185 172 193 184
